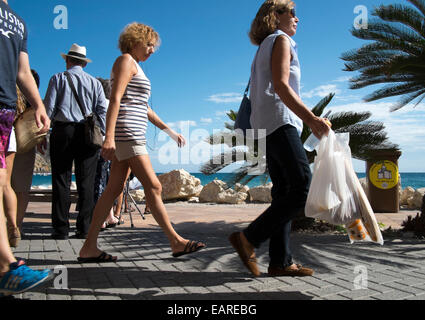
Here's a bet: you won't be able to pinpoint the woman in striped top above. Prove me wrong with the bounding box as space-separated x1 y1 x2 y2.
79 23 205 263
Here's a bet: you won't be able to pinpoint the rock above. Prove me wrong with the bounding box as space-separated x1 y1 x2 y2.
235 183 249 194
407 188 425 210
248 183 273 203
130 190 145 203
400 187 415 206
158 169 203 201
199 180 227 202
71 182 77 190
199 180 247 204
188 197 199 203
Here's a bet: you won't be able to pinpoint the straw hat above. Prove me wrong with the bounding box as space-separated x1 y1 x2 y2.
60 43 92 63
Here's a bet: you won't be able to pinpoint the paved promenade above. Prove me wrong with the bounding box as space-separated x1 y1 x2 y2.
5 202 425 301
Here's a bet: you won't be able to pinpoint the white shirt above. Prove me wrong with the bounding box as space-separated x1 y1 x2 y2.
250 30 303 136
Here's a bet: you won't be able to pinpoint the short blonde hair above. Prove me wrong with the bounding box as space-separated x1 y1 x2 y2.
249 0 295 46
118 22 161 54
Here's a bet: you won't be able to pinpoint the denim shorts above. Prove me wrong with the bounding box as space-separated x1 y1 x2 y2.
0 108 16 168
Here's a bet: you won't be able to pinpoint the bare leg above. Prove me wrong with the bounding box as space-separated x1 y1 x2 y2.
114 191 124 216
16 191 30 232
0 168 17 275
114 168 130 217
128 155 204 254
3 153 17 231
79 157 129 258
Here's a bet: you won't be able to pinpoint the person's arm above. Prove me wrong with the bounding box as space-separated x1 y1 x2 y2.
271 36 330 138
95 81 108 135
43 76 58 119
16 52 50 134
147 107 186 147
101 55 137 160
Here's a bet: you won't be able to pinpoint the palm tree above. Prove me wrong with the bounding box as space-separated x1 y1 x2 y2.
341 0 425 213
201 93 399 188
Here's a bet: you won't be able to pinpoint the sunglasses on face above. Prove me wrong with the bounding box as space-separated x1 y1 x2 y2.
277 7 296 18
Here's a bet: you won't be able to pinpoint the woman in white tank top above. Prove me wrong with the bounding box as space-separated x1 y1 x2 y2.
79 23 205 263
229 0 331 278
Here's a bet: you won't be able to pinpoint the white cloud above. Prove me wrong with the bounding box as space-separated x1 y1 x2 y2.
333 76 351 83
200 117 213 124
302 84 341 99
207 93 243 104
215 110 229 117
167 120 197 128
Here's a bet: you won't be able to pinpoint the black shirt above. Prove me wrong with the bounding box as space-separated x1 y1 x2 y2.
0 1 28 109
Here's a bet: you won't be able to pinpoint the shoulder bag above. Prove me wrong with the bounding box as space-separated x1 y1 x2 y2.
234 79 251 135
64 71 103 150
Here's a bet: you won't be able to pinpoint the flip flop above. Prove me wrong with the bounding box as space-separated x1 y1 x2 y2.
172 240 206 258
77 252 117 263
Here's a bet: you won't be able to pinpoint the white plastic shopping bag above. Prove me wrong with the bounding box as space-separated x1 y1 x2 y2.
305 130 384 245
305 131 360 225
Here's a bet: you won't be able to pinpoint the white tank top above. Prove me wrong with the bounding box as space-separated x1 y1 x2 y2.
111 57 151 142
250 30 303 136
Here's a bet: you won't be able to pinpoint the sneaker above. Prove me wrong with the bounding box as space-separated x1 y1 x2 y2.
0 260 53 297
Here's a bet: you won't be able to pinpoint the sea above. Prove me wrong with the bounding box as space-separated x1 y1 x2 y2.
31 172 425 190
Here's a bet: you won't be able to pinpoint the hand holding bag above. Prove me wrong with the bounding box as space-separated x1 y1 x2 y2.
14 108 47 154
65 72 103 150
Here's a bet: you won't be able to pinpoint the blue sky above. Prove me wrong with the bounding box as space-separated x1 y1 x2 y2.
8 0 425 173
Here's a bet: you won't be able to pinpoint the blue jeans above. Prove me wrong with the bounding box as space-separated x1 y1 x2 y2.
244 125 312 268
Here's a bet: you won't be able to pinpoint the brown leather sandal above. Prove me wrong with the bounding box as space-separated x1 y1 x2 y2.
229 232 260 277
268 264 314 277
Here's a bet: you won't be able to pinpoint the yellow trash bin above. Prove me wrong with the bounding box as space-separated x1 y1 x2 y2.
366 150 402 213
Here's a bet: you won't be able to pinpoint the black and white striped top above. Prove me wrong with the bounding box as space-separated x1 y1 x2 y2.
112 58 150 142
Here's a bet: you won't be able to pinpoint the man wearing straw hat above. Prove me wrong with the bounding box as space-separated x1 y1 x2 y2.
44 43 107 240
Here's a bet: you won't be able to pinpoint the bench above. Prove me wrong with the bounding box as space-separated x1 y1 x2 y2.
29 189 79 203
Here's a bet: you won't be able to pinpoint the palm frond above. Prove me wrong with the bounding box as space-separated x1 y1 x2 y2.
200 149 249 175
343 1 425 112
374 4 425 38
390 88 425 111
363 82 424 102
408 0 425 17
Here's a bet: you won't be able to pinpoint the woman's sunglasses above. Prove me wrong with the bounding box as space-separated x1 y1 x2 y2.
277 8 296 18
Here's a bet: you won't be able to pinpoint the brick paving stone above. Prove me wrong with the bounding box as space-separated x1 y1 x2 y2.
278 283 318 293
22 292 47 300
323 294 351 300
368 273 400 284
323 278 355 290
307 285 350 297
47 294 71 300
383 282 425 295
72 295 97 300
12 204 425 301
363 282 395 294
249 280 290 292
405 294 425 300
300 277 332 289
339 289 381 300
371 290 414 300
